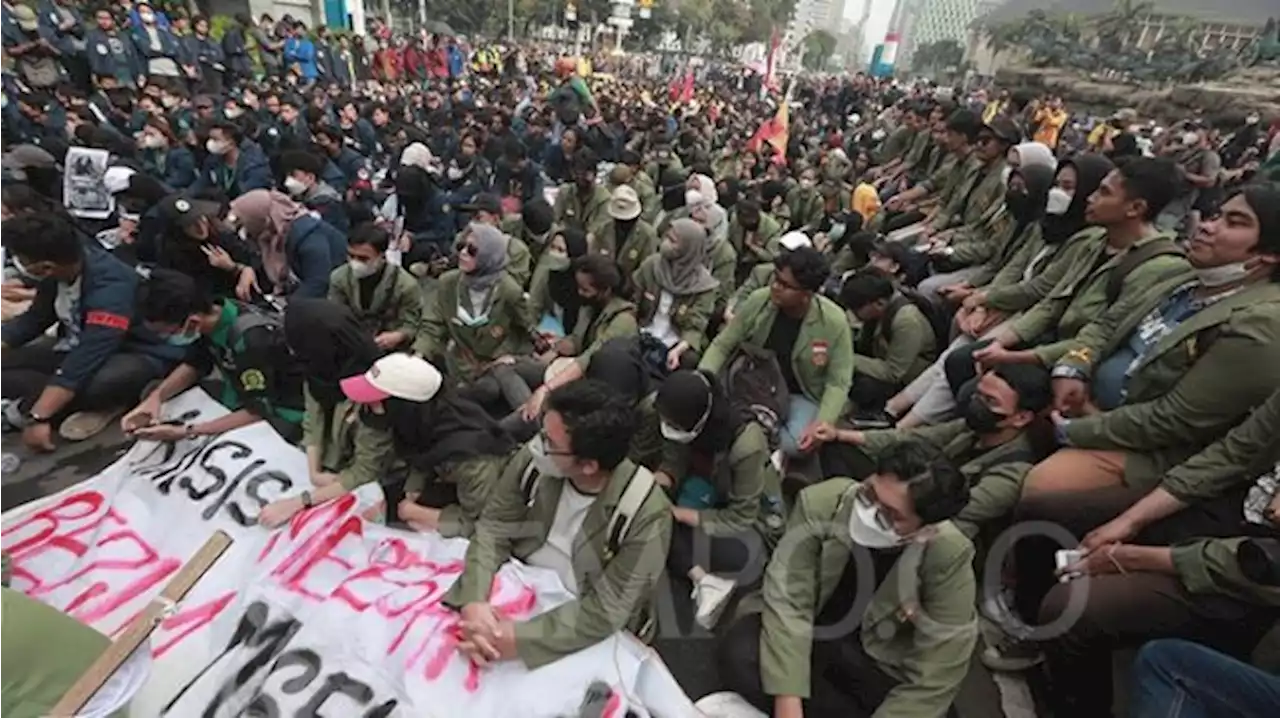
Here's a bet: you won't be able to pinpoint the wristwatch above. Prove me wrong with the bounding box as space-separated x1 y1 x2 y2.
26 409 50 426
301 490 314 509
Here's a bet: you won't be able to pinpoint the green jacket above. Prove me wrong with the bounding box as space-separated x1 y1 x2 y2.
443 450 673 669
940 158 1008 241
930 153 977 211
553 183 613 236
327 262 423 348
414 270 535 383
1161 388 1279 504
728 212 784 274
2 588 125 718
902 131 933 169
1174 537 1280 609
631 172 662 224
967 218 1040 289
854 297 937 387
707 236 738 308
500 215 553 269
730 262 772 313
980 226 1097 314
1059 280 1280 486
301 386 393 491
659 420 785 540
565 295 638 369
753 479 977 713
633 255 718 351
645 155 684 185
1010 231 1193 366
785 186 825 234
702 288 854 424
877 126 916 165
861 420 1038 538
594 217 659 274
407 454 508 539
457 226 533 287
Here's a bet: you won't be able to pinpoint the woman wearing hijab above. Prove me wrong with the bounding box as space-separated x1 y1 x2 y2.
528 226 589 337
886 154 1115 428
654 369 785 630
229 189 346 299
1006 141 1057 174
333 353 514 538
414 223 541 418
259 299 390 528
631 218 719 377
686 181 736 313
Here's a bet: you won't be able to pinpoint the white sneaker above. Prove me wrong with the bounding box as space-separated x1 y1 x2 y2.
692 574 736 630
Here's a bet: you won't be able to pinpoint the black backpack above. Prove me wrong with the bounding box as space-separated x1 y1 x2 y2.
881 291 950 354
721 343 792 450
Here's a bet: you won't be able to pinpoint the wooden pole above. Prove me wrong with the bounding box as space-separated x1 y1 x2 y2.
49 530 234 717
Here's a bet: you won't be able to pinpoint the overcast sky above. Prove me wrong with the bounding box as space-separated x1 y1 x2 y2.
847 0 897 61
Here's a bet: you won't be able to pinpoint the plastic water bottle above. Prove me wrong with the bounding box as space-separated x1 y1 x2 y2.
1 453 20 474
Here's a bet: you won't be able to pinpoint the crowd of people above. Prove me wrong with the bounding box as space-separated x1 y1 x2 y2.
2 2 1280 717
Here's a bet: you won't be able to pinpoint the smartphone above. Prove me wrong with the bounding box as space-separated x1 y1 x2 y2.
1055 549 1083 583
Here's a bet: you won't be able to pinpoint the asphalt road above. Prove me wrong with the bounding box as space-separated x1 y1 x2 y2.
1 425 1018 717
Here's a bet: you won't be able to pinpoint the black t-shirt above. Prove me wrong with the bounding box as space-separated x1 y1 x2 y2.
765 311 804 395
815 545 904 631
357 270 380 312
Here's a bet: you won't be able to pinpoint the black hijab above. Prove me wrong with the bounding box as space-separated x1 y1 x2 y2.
284 298 380 409
1007 163 1056 237
1042 154 1113 244
547 227 589 332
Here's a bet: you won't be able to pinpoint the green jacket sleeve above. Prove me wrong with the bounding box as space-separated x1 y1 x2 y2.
1065 319 1280 453
855 308 930 385
513 496 672 668
507 240 532 288
700 424 767 537
301 384 324 449
1173 538 1280 607
861 421 966 456
679 290 717 351
700 288 762 374
338 419 394 491
817 312 855 424
1161 389 1280 504
574 309 638 369
444 453 529 607
760 488 826 697
391 271 425 340
437 456 503 539
527 261 552 323
873 533 978 718
412 278 450 360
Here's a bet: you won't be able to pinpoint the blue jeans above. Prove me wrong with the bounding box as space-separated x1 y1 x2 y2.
1131 639 1280 718
779 396 819 457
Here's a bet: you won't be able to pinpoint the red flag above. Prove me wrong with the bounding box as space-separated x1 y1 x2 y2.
679 71 694 104
747 101 789 164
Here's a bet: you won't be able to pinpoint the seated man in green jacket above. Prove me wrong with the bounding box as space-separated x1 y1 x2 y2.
840 270 939 417
700 247 853 459
444 380 672 670
327 222 424 354
716 440 977 718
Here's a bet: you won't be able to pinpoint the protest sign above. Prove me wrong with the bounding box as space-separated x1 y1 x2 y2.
2 389 689 717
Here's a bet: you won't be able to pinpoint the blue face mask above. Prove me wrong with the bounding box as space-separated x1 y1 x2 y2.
165 329 201 347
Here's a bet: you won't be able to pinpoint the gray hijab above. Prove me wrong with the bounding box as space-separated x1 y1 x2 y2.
461 223 510 293
654 218 719 295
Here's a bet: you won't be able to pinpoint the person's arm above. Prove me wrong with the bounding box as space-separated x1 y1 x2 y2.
36 273 136 416
677 289 716 352
816 309 855 425
443 453 531 608
411 278 448 361
511 495 670 668
854 309 929 386
699 426 767 537
575 309 638 369
289 231 336 298
0 283 56 349
759 486 825 699
384 270 423 344
699 288 759 374
335 418 394 491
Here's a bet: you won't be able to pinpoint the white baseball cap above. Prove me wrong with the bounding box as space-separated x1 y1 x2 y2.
340 353 443 404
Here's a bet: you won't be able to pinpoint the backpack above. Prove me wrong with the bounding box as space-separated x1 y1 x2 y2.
881 291 950 354
518 458 657 559
211 301 291 378
1105 239 1184 304
721 343 792 450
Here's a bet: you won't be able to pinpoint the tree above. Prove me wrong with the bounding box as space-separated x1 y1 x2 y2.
800 29 837 70
1094 0 1154 53
913 38 964 72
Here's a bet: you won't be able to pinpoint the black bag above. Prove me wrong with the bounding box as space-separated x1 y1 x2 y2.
881 291 950 354
721 343 791 449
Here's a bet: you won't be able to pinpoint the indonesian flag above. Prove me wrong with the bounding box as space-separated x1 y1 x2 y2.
747 100 789 164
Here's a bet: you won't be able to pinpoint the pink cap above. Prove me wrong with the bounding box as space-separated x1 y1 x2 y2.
340 373 392 404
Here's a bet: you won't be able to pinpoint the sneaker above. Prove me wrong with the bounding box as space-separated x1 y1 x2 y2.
981 637 1045 672
692 574 736 630
981 586 1032 636
59 409 121 442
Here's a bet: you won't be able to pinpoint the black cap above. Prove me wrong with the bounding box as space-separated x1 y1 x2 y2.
982 116 1022 145
159 194 222 228
462 192 502 215
991 363 1053 413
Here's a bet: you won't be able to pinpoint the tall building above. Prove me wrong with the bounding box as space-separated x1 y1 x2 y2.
898 0 986 69
785 0 850 66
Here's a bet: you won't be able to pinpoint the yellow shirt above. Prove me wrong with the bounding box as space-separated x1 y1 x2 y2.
851 182 882 224
1033 108 1068 148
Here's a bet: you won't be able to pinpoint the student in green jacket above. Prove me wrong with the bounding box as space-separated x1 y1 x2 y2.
839 270 938 415
553 148 612 237
340 353 515 539
500 198 555 270
716 441 977 718
727 231 812 323
633 218 720 374
528 226 590 337
463 193 533 287
654 370 786 630
327 222 423 353
701 247 854 458
785 166 825 234
259 299 392 528
728 198 785 284
1025 182 1280 496
598 184 660 287
444 380 672 670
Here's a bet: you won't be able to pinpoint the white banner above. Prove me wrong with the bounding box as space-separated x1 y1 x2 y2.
2 390 696 718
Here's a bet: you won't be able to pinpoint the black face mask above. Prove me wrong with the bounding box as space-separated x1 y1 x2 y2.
1005 188 1034 222
962 394 1007 434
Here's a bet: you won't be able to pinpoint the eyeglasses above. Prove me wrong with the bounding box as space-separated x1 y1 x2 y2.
855 484 895 532
538 428 574 458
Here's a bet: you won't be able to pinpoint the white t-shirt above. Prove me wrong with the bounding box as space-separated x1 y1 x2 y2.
642 291 680 348
525 482 599 593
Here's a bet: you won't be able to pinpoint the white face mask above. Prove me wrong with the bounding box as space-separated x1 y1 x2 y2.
659 421 698 444
848 499 904 549
527 434 568 478
206 138 231 155
446 166 465 180
349 259 380 279
283 176 309 196
139 11 155 24
224 107 244 119
140 134 165 149
1195 260 1253 288
1181 131 1200 147
1000 165 1013 185
1045 187 1073 216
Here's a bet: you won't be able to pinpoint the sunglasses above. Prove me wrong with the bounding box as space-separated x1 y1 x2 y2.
457 242 478 257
